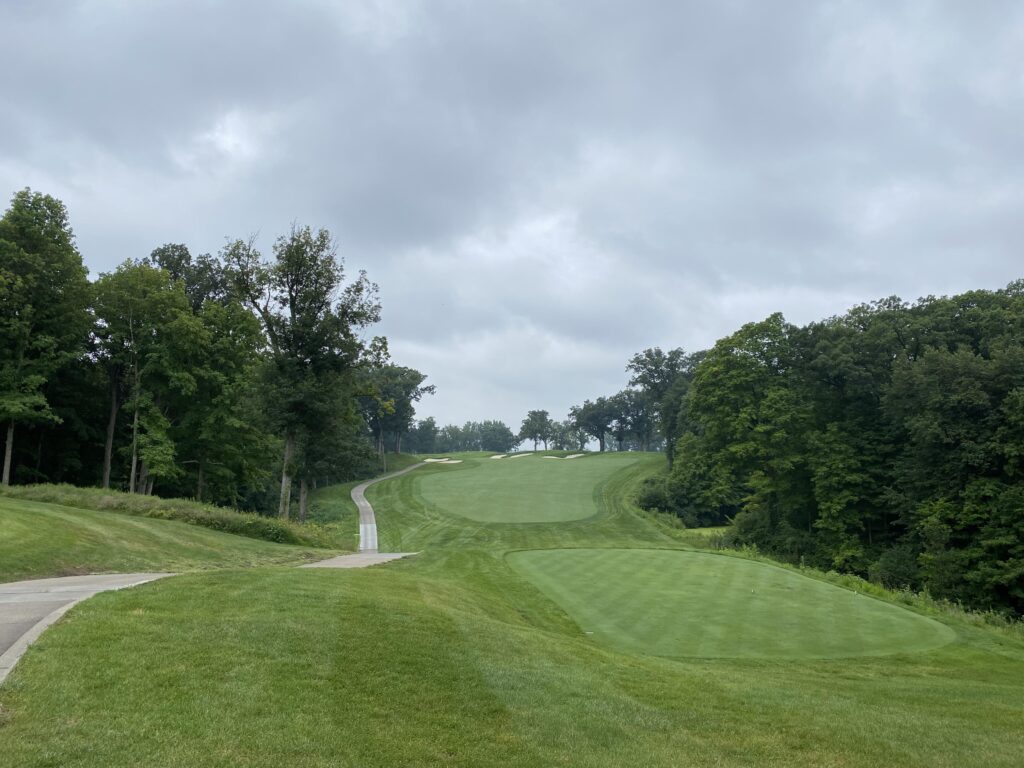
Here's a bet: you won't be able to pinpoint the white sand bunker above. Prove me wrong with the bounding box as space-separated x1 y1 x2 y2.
424 458 450 463
507 453 531 459
565 454 585 459
490 454 507 459
424 458 463 464
543 456 562 460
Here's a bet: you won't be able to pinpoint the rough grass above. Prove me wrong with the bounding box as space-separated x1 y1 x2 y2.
0 484 332 547
507 548 955 659
0 497 331 581
2 453 1023 766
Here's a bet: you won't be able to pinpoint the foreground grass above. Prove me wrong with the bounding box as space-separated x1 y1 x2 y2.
1 564 1022 767
0 497 330 581
2 453 1023 766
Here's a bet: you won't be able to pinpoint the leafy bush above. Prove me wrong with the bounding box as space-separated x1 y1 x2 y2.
869 545 921 589
0 484 332 548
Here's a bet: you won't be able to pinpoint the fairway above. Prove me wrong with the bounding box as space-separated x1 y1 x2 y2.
508 548 956 659
414 453 640 523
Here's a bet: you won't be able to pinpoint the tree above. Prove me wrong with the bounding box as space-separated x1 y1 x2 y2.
149 243 229 311
627 347 701 462
223 226 380 518
479 420 516 452
519 409 554 450
0 190 90 485
406 417 439 453
359 364 435 458
93 262 192 493
570 398 616 452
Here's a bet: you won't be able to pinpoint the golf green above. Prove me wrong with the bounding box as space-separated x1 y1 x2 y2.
508 548 956 659
415 454 640 523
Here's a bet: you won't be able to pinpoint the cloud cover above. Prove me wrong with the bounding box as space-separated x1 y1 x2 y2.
3 0 1023 428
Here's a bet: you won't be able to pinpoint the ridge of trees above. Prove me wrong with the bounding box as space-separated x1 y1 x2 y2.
0 189 433 520
637 287 1024 616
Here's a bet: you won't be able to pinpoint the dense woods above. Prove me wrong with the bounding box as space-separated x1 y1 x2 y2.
0 190 432 516
635 288 1024 615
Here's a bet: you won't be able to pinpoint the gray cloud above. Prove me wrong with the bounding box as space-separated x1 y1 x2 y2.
3 0 1024 428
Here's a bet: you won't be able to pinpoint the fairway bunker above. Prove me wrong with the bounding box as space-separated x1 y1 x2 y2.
507 548 956 660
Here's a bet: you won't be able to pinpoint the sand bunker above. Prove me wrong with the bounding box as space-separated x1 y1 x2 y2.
565 454 585 459
490 454 507 459
424 457 463 465
507 453 531 459
424 458 451 463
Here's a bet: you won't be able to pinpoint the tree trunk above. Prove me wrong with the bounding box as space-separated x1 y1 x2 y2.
598 434 606 452
146 477 155 496
196 461 204 502
35 430 44 475
278 433 294 519
138 459 149 497
2 421 14 486
129 402 140 494
298 478 309 523
102 373 119 489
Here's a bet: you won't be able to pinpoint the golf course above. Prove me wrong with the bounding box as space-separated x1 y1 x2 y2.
1 452 1022 767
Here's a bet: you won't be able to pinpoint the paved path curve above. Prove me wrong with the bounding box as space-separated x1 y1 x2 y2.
0 573 171 684
352 462 426 552
0 464 427 684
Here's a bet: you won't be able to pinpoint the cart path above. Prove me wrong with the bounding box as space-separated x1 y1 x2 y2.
0 573 172 684
351 462 427 553
0 464 429 684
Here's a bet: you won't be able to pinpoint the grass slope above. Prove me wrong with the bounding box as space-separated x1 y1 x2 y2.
1 484 331 546
0 497 330 581
508 548 955 659
2 452 1023 767
415 452 639 523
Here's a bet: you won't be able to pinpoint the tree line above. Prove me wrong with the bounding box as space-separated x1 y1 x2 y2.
0 189 433 519
635 287 1024 616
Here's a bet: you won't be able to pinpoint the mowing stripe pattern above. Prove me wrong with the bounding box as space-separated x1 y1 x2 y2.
508 548 956 660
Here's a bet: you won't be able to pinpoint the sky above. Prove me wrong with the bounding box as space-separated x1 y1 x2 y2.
3 1 1024 429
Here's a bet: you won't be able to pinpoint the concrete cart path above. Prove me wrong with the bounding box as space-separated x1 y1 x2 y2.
1 464 430 684
301 552 417 568
351 462 427 553
0 573 172 684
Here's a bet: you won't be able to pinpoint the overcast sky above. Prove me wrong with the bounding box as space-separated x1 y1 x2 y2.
2 1 1023 429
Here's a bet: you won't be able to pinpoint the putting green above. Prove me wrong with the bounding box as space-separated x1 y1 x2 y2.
415 454 639 523
508 548 956 659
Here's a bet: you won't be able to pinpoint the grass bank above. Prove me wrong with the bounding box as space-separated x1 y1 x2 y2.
0 497 331 581
0 484 333 547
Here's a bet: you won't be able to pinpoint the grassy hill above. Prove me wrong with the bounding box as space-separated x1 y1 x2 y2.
0 496 333 581
1 452 1022 767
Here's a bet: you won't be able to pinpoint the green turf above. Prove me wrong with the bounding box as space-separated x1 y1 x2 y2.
413 452 640 523
2 453 1023 767
507 548 955 659
0 497 330 581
